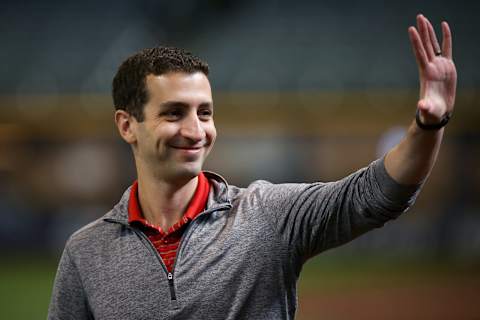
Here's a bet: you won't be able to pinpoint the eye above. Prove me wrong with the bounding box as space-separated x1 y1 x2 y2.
161 109 183 120
198 108 213 120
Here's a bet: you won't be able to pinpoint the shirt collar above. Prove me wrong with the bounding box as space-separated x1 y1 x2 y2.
128 172 210 225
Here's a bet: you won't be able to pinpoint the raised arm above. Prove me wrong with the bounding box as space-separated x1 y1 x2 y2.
384 14 457 185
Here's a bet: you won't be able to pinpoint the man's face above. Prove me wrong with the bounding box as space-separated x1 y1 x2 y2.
131 71 216 182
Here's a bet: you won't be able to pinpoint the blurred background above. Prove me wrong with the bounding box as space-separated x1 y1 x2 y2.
1 0 479 319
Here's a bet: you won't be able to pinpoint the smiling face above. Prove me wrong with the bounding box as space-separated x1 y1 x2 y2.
117 71 216 183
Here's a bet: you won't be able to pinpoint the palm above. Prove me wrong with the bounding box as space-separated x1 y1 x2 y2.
409 15 457 123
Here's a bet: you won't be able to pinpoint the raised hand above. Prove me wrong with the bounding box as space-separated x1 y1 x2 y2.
408 14 457 126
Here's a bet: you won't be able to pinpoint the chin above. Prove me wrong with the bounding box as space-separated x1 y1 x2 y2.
172 163 203 181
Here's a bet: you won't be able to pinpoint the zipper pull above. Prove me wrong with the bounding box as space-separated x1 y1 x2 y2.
167 272 177 301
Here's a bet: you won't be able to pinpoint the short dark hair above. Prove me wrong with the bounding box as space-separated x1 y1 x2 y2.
112 46 209 121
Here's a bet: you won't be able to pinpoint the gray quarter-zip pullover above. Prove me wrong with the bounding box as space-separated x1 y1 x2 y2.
48 157 420 319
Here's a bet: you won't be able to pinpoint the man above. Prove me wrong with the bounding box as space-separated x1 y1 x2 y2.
48 14 456 319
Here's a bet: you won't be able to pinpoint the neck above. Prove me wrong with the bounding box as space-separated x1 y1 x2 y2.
137 170 199 232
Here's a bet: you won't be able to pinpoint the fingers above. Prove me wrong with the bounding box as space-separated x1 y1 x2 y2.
425 17 441 55
417 14 435 61
410 14 453 66
408 26 428 69
441 21 453 59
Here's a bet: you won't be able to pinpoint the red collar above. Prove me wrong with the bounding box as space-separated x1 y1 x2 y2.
128 173 210 229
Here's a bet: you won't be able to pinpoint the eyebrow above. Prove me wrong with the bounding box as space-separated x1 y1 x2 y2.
159 101 214 109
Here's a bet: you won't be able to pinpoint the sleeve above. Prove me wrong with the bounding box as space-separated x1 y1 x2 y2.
48 244 93 320
260 157 422 262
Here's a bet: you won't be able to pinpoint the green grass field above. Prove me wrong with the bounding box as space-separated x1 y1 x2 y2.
1 254 478 319
0 255 57 319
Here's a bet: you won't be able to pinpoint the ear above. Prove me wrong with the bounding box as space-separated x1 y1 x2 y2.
114 110 137 144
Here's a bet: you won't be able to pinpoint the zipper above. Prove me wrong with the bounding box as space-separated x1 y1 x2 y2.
106 203 232 302
129 228 175 299
169 203 232 274
167 272 176 300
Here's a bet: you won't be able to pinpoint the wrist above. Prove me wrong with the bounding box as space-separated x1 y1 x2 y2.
415 109 452 130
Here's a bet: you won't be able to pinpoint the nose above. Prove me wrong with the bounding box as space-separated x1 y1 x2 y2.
180 113 205 143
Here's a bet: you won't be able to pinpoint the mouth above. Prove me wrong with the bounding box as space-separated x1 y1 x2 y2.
170 145 203 151
169 145 205 158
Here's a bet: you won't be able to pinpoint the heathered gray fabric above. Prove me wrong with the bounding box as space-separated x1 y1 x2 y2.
48 157 421 320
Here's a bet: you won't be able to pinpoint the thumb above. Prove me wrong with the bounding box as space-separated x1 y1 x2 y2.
417 99 432 115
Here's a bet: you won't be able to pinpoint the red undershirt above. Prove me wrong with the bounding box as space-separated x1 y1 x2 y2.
128 173 210 272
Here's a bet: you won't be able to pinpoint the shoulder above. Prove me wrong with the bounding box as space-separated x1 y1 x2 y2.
230 179 327 210
64 210 123 256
